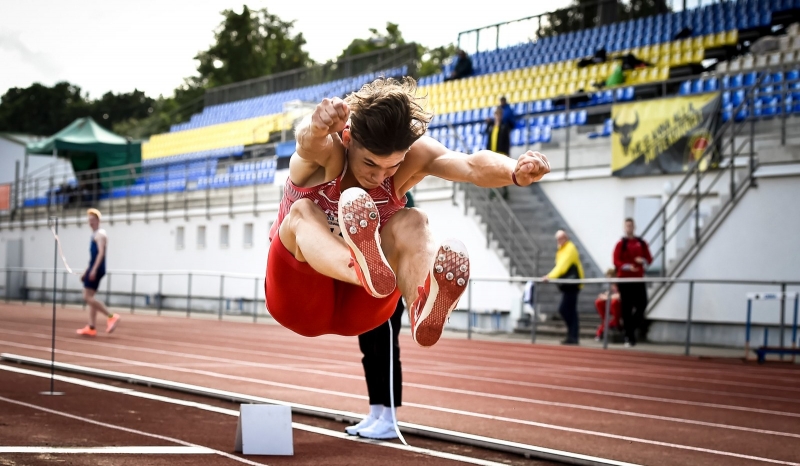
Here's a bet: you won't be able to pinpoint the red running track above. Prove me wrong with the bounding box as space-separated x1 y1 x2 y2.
1 304 799 466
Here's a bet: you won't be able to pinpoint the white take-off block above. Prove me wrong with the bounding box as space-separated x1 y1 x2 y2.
234 404 294 456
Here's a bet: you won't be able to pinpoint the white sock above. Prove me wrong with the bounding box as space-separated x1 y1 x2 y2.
369 404 383 419
380 406 396 422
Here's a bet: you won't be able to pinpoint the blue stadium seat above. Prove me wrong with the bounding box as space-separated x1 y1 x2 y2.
510 129 523 146
691 79 704 94
540 126 552 143
679 81 692 95
704 77 719 92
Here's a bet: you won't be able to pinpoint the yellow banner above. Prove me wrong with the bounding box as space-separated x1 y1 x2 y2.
611 93 720 177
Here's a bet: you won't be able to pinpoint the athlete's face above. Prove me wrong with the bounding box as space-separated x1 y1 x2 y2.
88 215 99 231
343 131 406 189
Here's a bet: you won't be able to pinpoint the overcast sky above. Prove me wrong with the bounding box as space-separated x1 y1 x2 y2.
0 0 570 99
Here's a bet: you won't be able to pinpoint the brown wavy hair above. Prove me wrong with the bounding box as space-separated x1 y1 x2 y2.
345 76 432 156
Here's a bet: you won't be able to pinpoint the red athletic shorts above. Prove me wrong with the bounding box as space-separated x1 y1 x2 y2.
265 235 401 337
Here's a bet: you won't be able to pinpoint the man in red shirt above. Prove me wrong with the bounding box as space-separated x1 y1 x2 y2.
613 218 652 347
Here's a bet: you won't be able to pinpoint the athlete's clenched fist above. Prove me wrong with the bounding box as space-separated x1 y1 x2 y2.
311 97 350 137
513 151 550 185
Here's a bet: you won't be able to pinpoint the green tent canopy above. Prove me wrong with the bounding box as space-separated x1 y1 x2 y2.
26 117 141 189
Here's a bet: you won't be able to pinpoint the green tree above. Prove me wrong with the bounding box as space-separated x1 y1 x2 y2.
0 82 88 135
88 89 155 130
195 5 312 88
419 44 457 77
539 0 670 38
337 22 406 60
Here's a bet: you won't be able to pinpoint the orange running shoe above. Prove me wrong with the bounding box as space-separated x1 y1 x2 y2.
339 188 396 298
106 314 120 334
410 239 470 347
76 325 97 337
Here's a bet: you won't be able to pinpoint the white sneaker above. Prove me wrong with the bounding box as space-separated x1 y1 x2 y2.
357 418 399 440
344 415 378 436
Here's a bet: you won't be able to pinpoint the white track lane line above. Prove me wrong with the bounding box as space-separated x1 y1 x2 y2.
4 359 799 466
67 328 800 403
3 347 800 466
0 395 267 466
8 321 799 396
88 316 798 379
4 333 799 425
0 446 214 454
7 319 799 396
18 320 800 401
0 364 537 466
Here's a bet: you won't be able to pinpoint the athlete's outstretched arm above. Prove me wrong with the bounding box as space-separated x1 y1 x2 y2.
412 136 550 188
290 98 350 181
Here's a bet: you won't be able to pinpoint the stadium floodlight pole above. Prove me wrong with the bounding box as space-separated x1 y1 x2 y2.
41 216 64 396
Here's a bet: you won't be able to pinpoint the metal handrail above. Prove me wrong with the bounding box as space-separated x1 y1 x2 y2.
637 67 784 283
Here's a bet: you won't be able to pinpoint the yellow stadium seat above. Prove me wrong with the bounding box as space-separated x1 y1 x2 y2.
578 67 589 80
510 90 521 103
670 41 681 53
554 61 564 72
566 82 577 95
680 39 692 52
556 83 566 96
714 32 726 47
691 37 704 51
693 48 704 63
521 67 532 78
545 63 555 74
658 67 669 81
703 35 715 48
569 69 579 82
499 82 509 94
478 96 489 108
726 30 738 45
529 88 539 100
511 69 522 80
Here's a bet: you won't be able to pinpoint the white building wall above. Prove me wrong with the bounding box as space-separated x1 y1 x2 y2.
0 188 515 315
649 175 800 324
538 173 687 272
0 137 74 187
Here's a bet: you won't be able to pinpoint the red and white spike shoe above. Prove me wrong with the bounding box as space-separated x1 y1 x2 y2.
410 239 470 347
339 187 397 298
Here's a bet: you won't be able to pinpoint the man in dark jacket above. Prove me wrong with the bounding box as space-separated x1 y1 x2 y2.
445 49 474 81
346 192 416 440
613 218 653 347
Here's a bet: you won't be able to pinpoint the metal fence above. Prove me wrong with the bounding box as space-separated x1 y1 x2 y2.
2 267 267 322
3 265 798 357
204 44 420 107
457 0 716 54
465 275 800 356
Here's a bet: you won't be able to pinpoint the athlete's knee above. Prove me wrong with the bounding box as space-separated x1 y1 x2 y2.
402 208 429 229
289 198 323 218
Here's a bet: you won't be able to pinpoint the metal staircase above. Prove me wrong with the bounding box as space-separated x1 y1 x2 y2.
459 181 605 331
638 67 782 311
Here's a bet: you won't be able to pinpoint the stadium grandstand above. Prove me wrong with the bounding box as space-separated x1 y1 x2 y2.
3 0 800 346
3 1 800 464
